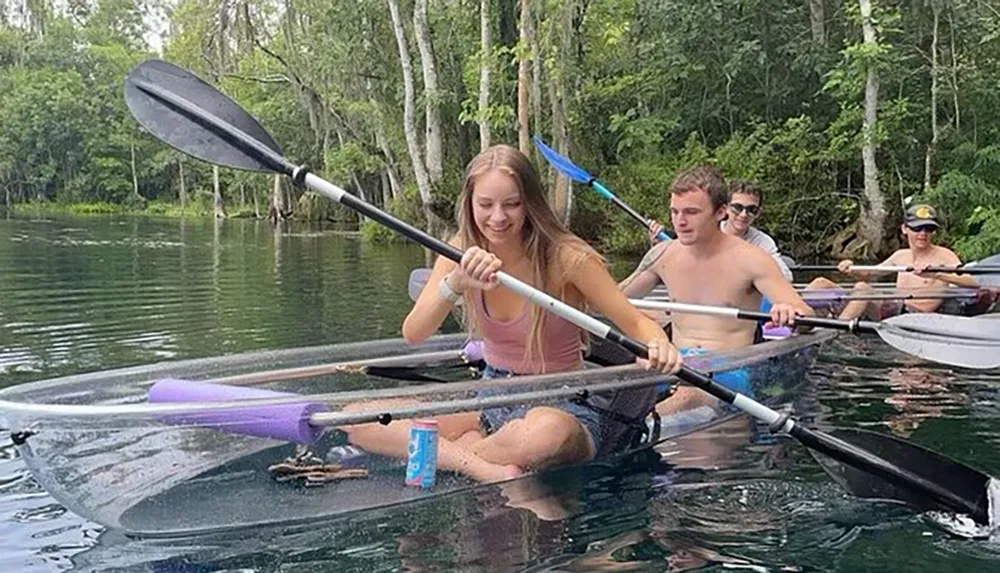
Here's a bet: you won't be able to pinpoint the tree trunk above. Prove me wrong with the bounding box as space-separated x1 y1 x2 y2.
375 124 402 202
517 0 531 153
381 170 393 207
924 3 940 193
547 2 573 225
362 11 402 204
353 174 367 209
478 0 492 150
268 173 285 224
252 185 260 218
948 8 959 132
547 78 561 201
213 165 227 218
858 0 885 254
530 1 542 143
178 156 187 211
130 140 140 200
808 0 826 46
387 0 436 231
413 0 443 186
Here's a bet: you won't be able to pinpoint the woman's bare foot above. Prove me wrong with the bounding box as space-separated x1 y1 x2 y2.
456 459 523 483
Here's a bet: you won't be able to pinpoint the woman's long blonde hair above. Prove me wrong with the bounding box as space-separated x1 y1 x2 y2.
454 145 598 370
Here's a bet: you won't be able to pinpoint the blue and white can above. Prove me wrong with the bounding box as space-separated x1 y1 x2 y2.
405 419 438 488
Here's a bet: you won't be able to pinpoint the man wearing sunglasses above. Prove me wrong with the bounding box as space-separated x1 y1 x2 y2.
807 204 984 320
721 181 793 282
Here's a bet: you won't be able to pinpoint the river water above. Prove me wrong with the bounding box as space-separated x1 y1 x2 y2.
1 214 999 572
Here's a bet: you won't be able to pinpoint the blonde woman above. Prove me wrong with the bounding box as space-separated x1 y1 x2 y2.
344 145 680 483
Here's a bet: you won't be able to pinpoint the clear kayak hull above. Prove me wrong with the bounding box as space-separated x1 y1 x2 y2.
0 331 836 536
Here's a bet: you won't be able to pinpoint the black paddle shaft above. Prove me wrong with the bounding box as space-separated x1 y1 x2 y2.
793 264 1000 275
735 310 878 334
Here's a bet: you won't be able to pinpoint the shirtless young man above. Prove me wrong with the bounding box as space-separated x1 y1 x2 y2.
620 180 793 297
621 167 814 413
806 204 983 320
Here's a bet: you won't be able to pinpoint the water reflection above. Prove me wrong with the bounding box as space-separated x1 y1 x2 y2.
883 367 965 438
2 216 1000 572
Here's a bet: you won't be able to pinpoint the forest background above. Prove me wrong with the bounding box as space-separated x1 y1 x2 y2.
2 0 999 261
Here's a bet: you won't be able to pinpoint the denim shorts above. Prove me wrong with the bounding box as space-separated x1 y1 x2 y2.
477 364 602 457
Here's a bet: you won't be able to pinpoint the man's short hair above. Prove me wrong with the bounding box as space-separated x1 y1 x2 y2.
728 180 763 206
670 167 728 210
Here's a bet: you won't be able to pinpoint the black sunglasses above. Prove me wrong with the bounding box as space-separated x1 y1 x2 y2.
908 225 937 234
728 202 760 216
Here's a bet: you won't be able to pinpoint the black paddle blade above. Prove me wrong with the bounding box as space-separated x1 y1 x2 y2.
363 363 482 384
125 59 283 173
810 427 992 524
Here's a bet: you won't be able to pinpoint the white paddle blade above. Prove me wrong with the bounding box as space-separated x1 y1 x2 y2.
973 254 1000 288
880 313 1000 369
408 268 432 302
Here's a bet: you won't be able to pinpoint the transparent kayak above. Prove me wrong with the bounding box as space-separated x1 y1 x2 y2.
0 330 836 536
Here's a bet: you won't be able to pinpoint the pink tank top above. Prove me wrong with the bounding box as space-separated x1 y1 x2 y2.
472 292 583 374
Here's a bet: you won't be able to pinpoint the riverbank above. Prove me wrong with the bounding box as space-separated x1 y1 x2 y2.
8 201 258 218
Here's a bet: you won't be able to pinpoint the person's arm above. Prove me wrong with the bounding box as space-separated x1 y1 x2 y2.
931 273 981 288
916 249 981 288
402 239 502 344
566 250 681 373
618 242 667 298
401 254 460 344
841 252 902 282
748 247 815 326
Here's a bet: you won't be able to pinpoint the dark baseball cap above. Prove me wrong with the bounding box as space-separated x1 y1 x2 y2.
905 204 939 229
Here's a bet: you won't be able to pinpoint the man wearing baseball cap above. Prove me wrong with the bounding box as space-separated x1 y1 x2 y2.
904 203 940 230
807 203 990 320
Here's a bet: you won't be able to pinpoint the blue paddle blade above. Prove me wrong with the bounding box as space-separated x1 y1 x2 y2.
533 136 594 184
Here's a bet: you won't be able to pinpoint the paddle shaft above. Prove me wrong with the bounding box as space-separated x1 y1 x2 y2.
795 264 1000 275
591 180 672 242
130 64 990 523
533 137 671 243
645 291 977 303
631 300 881 334
632 299 1000 342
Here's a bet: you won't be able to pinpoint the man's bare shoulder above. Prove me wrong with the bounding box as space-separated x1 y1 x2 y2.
650 240 680 263
886 249 910 264
647 242 686 280
929 245 961 263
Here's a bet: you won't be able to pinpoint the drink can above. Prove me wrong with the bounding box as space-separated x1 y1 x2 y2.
405 419 438 488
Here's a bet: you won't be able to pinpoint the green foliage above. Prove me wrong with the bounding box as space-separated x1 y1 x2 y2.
324 143 383 183
71 202 128 215
953 207 1000 261
143 200 211 217
359 192 421 244
0 0 998 260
